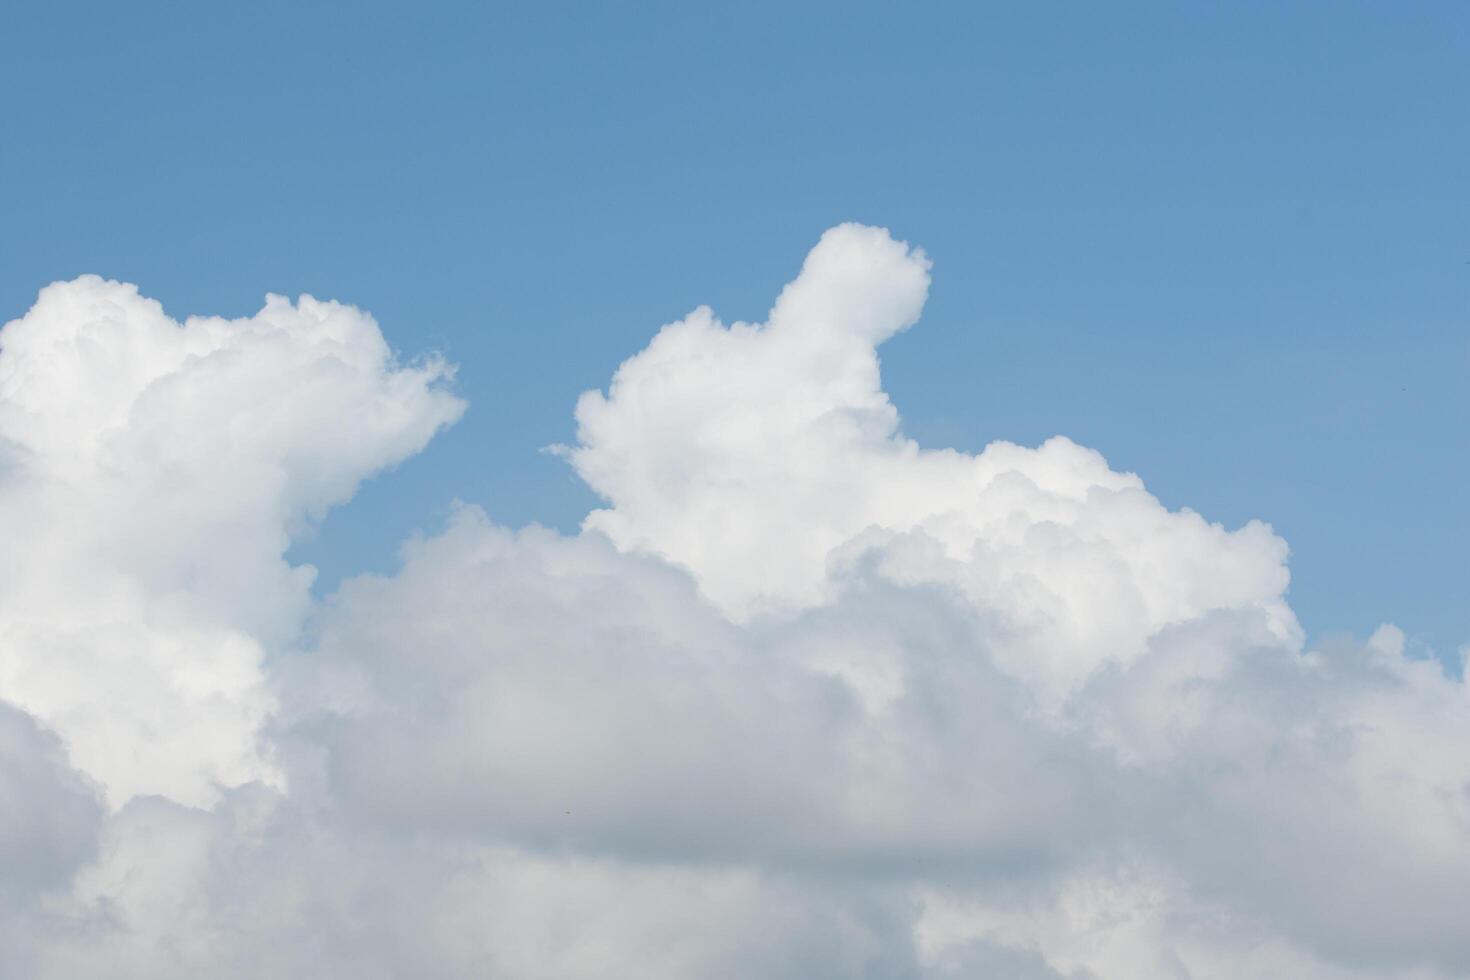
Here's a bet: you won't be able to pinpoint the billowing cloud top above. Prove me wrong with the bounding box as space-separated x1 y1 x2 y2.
0 229 1467 979
569 224 1297 702
0 277 464 805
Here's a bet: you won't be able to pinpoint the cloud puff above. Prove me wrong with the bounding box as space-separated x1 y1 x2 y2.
0 277 464 805
0 230 1467 978
565 223 1298 703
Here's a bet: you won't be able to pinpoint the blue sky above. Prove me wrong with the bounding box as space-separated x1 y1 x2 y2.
3 1 1466 654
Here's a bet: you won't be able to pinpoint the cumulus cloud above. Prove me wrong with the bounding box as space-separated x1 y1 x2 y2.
0 277 464 805
0 229 1466 978
565 224 1298 703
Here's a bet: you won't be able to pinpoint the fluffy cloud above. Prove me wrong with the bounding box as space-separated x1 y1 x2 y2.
0 277 464 805
565 224 1298 703
0 229 1466 978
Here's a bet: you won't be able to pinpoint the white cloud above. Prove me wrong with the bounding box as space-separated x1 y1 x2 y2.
565 223 1299 703
0 230 1466 978
13 785 923 980
0 277 464 806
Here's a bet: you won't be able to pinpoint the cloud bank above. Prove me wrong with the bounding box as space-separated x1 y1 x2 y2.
0 227 1466 978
